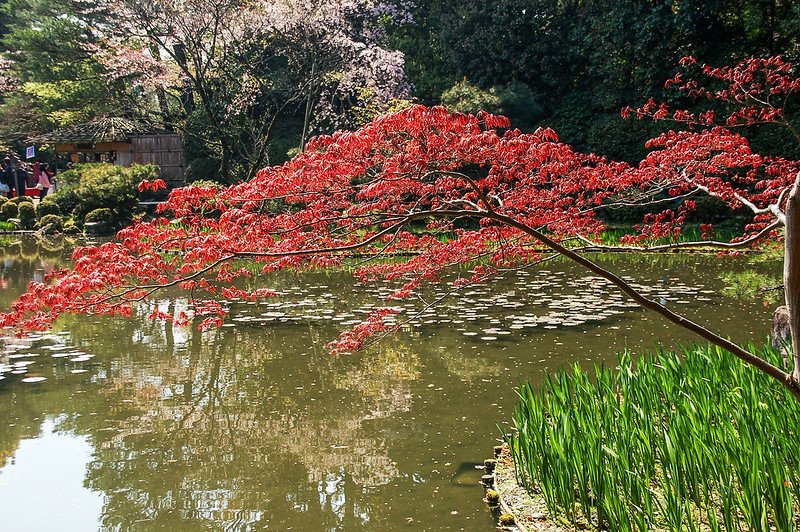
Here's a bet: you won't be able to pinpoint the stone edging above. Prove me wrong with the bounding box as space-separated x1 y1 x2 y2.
483 443 571 532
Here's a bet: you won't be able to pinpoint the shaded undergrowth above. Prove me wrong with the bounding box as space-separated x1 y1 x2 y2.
505 345 800 531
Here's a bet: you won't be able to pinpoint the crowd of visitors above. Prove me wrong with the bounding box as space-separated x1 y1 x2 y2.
0 157 55 199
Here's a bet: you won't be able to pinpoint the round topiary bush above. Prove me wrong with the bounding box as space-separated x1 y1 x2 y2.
46 187 80 219
9 195 34 206
36 199 61 218
17 202 35 229
0 201 18 221
36 214 64 233
84 208 114 225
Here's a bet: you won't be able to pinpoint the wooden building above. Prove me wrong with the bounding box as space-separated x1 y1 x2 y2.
33 118 186 186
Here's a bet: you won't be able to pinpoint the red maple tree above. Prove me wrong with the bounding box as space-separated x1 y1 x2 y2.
3 57 800 398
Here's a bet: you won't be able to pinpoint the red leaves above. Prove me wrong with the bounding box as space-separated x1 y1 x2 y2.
3 63 798 351
627 55 800 129
138 179 167 192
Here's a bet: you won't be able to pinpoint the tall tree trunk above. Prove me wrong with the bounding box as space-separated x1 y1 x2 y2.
784 175 800 381
148 43 173 130
220 139 232 182
173 43 196 116
299 60 317 152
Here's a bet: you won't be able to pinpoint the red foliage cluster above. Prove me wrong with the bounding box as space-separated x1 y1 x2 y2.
2 57 799 352
623 56 800 127
137 178 167 193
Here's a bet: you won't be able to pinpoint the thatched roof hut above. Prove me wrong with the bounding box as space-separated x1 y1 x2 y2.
31 118 185 185
32 117 160 146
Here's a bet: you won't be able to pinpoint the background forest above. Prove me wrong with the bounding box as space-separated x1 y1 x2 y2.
0 0 798 182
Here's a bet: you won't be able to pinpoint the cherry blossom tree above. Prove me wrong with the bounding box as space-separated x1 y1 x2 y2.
85 0 411 180
3 57 800 399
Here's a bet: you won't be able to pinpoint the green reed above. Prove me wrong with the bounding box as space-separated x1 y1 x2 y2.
505 344 800 531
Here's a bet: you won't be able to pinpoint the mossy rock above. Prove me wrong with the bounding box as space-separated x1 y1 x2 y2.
37 214 64 234
17 202 35 229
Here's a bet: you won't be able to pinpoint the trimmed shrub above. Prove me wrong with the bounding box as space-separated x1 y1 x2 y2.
9 195 34 206
46 187 80 219
0 201 18 221
84 207 114 225
36 199 61 218
47 163 154 225
36 214 64 233
17 202 35 229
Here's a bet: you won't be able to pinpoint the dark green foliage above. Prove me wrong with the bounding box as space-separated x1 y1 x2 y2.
16 200 34 228
36 213 63 232
0 195 7 207
393 0 800 160
507 344 800 531
0 200 17 221
184 157 222 184
35 198 61 218
0 0 137 146
493 82 544 130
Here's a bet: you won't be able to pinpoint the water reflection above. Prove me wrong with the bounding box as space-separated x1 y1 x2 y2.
0 417 104 531
0 237 779 530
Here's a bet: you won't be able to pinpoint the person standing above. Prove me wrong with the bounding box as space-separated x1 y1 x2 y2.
37 163 51 200
13 160 28 198
31 159 40 188
1 158 12 197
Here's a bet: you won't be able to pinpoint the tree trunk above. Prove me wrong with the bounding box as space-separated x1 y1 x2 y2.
299 59 317 152
784 177 800 381
173 43 196 116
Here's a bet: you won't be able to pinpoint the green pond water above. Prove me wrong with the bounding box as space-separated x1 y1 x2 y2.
0 236 778 531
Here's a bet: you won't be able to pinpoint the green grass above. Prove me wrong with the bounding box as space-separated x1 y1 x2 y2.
597 225 744 246
505 344 800 531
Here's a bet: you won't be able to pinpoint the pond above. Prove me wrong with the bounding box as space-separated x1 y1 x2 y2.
0 236 777 531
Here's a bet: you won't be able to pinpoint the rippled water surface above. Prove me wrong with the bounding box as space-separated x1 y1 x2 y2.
0 236 777 531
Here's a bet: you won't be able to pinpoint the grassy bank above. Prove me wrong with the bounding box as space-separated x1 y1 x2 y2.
505 345 800 531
